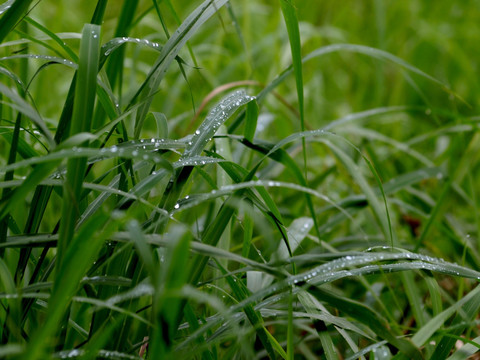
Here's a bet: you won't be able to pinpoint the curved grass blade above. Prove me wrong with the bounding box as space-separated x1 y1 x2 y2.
326 140 391 242
0 0 34 44
130 0 229 138
0 83 55 147
158 90 254 222
178 252 479 357
23 16 78 60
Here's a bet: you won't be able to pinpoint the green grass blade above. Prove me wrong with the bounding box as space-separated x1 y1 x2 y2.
23 17 78 61
0 0 34 44
215 260 277 360
326 140 391 242
22 210 115 360
57 23 100 271
279 0 307 180
0 83 55 147
287 288 294 360
447 335 480 360
130 0 229 138
430 285 480 359
306 287 422 359
244 99 258 142
412 285 480 348
317 320 339 360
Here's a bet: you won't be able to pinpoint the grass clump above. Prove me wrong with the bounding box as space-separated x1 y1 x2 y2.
1 1 480 359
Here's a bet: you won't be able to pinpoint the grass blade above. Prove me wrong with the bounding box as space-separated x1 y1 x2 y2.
57 23 100 271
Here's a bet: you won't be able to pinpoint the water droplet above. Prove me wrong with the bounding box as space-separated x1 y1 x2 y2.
174 203 180 209
195 130 200 135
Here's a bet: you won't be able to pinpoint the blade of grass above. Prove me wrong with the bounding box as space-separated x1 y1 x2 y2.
215 260 277 360
279 0 307 180
130 0 229 138
0 0 34 44
23 17 78 61
430 284 480 359
57 23 100 271
21 208 115 360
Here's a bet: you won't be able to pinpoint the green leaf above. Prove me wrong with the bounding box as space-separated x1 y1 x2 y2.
57 23 101 272
130 0 230 138
244 100 258 142
0 0 35 44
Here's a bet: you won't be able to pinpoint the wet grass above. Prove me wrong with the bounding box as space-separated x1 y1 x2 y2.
1 1 480 359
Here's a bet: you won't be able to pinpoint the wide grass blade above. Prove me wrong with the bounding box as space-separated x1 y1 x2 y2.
0 0 34 43
56 23 101 271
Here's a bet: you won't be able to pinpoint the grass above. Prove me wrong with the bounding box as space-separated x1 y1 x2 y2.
1 0 480 359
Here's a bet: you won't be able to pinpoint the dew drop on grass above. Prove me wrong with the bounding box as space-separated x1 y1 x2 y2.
174 203 180 209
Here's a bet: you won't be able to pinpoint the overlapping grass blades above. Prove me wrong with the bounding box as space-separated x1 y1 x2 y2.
0 1 479 359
